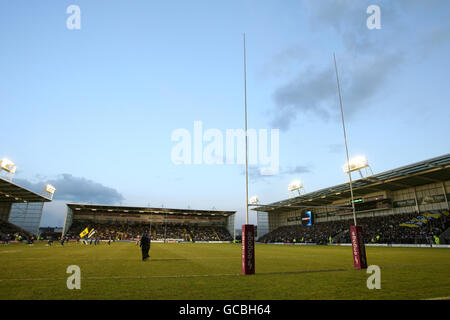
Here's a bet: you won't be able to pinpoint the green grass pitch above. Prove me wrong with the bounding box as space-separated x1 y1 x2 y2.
1 242 449 300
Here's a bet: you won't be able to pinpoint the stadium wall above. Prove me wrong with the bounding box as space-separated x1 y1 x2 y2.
62 206 73 235
226 214 235 239
0 202 12 222
8 202 45 235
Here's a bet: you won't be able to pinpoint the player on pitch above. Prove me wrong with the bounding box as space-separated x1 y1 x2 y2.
140 231 151 261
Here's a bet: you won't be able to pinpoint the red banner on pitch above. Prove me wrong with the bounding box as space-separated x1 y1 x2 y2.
350 225 368 269
242 224 255 275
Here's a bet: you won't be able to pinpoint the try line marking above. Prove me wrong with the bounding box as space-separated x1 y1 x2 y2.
0 268 348 282
0 273 241 282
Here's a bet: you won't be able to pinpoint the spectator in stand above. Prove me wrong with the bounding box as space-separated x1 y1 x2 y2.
259 211 449 245
65 220 233 242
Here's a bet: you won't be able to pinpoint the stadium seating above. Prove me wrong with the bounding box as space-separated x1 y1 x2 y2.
65 220 233 242
259 211 450 245
0 220 32 242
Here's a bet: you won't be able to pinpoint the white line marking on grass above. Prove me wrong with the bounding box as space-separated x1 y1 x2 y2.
8 257 190 262
257 268 348 275
0 277 66 282
0 268 350 282
0 273 242 282
425 296 450 300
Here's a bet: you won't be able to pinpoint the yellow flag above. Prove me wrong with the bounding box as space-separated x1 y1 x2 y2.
79 227 89 238
88 229 96 238
423 212 442 219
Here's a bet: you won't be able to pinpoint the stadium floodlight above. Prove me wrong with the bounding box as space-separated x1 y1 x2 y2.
288 180 303 192
42 184 56 200
249 195 259 205
45 184 56 195
0 158 18 181
0 158 17 173
342 156 368 173
288 180 304 196
342 155 373 179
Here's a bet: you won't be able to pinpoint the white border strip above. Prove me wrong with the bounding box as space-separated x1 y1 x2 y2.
262 242 450 248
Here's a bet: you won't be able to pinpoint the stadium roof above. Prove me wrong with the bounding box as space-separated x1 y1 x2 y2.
67 203 236 217
254 153 450 213
0 177 52 203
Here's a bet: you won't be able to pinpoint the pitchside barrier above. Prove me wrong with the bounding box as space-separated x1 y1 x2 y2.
103 240 233 244
9 240 448 247
260 242 450 248
335 243 450 248
14 240 233 244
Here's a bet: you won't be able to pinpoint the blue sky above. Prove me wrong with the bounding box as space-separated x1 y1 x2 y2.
1 1 449 228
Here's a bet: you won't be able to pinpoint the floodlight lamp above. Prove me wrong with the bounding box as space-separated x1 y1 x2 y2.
45 184 56 195
288 180 303 192
342 156 368 173
249 196 259 205
0 158 17 174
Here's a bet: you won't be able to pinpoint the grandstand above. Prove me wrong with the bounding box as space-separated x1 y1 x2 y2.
63 204 236 242
255 154 450 245
0 176 53 238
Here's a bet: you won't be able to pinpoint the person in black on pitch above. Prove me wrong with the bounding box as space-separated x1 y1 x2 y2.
140 232 151 261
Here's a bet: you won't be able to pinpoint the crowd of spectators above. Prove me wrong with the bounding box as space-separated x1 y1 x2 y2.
0 220 32 243
65 220 233 242
259 211 450 245
189 225 233 241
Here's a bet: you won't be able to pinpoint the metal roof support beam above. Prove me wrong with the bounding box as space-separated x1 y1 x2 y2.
413 187 420 214
442 182 449 211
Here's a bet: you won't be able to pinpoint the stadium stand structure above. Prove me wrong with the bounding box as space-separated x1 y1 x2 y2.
255 154 450 245
259 210 449 244
0 219 33 243
63 204 235 242
38 227 63 240
0 176 52 237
